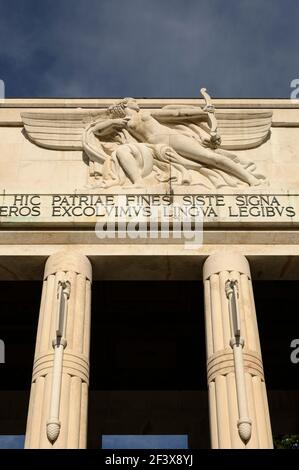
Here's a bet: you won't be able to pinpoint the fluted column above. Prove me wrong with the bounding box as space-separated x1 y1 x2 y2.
25 251 92 449
203 252 273 449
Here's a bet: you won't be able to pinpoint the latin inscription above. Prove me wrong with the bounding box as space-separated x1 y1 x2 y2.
0 193 297 222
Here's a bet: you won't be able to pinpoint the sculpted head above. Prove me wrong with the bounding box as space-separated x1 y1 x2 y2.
108 97 140 117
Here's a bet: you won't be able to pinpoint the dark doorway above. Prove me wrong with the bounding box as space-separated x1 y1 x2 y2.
88 281 209 449
0 281 41 437
254 281 299 441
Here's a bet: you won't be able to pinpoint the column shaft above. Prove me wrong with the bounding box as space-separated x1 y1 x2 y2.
25 251 92 449
203 252 273 449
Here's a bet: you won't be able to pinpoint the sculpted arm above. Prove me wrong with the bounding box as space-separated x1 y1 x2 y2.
91 117 129 137
151 105 209 122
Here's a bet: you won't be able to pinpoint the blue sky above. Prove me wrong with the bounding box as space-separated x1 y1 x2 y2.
0 0 298 98
0 435 188 449
102 435 188 449
0 435 24 449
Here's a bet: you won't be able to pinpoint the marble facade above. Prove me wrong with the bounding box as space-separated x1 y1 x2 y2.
0 97 298 448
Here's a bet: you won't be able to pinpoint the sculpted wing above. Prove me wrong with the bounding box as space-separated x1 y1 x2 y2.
21 109 108 150
21 106 273 152
153 106 273 150
215 109 273 150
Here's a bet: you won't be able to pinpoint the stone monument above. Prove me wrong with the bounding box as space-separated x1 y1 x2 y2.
0 88 299 448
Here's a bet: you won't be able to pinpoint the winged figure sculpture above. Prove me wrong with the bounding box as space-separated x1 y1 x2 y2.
21 89 272 189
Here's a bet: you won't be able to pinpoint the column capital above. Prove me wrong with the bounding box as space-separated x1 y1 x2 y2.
44 250 92 281
203 251 251 280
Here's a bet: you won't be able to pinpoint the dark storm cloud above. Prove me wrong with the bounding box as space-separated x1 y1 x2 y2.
0 0 298 97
